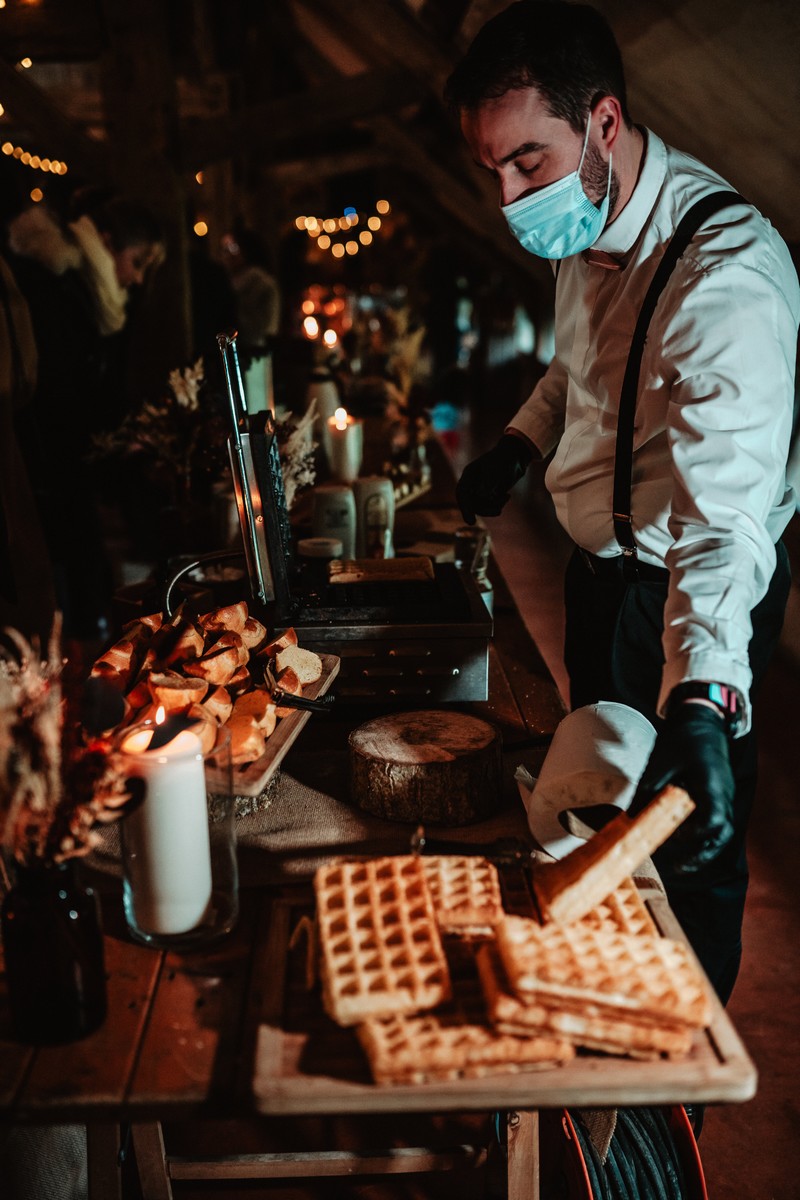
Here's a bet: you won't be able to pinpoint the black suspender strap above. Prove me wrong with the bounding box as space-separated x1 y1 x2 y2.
612 189 746 574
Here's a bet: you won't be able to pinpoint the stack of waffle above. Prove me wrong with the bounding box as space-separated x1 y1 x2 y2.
312 791 713 1086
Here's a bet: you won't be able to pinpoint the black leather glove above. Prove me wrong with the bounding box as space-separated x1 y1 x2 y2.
456 433 533 525
633 702 735 873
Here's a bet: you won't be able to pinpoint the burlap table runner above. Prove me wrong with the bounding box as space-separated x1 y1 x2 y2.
87 746 534 885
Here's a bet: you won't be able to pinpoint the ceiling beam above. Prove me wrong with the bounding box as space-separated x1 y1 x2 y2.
299 0 458 96
268 144 393 190
180 68 424 171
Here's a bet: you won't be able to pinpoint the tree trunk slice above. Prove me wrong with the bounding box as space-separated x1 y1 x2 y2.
349 710 502 825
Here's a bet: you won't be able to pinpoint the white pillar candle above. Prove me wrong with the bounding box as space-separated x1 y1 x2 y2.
120 724 213 935
326 407 363 483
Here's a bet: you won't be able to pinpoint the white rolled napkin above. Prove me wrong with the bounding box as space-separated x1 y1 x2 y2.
516 701 656 861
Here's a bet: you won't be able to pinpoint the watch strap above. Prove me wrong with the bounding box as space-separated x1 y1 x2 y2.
668 681 743 733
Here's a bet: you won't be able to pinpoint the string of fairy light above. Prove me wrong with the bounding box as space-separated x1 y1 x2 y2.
0 41 69 203
295 199 391 258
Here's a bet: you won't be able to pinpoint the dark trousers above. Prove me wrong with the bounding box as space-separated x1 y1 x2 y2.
563 542 791 1004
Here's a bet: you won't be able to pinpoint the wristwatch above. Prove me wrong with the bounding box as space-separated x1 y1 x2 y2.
668 681 743 735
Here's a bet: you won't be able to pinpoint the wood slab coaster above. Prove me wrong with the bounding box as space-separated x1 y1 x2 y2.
533 785 694 926
349 710 502 825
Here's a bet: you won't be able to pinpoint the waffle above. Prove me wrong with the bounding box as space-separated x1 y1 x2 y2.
580 876 658 939
421 855 504 936
476 943 693 1060
533 785 694 926
495 914 712 1029
314 856 451 1026
357 1006 574 1085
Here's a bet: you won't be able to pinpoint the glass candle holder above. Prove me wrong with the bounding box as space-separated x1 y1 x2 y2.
117 720 238 950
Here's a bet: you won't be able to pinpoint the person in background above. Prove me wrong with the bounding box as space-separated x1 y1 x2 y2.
221 226 281 347
6 193 163 640
448 2 799 1011
0 254 56 645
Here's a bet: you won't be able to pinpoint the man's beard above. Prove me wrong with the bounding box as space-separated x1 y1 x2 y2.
581 139 619 215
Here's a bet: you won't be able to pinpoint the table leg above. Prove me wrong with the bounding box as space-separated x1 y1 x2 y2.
132 1122 173 1200
86 1122 122 1200
506 1109 539 1200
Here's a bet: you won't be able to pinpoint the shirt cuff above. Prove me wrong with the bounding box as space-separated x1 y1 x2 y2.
503 426 541 458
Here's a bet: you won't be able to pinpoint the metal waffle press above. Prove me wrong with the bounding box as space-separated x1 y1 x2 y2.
166 331 492 702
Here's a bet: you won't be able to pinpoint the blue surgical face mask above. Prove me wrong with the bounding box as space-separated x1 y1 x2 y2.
501 119 612 260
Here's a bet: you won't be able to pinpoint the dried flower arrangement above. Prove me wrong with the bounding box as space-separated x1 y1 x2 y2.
276 401 317 510
91 358 316 512
90 358 228 505
0 618 133 869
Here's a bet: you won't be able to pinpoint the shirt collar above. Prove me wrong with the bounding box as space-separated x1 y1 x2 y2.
592 128 667 258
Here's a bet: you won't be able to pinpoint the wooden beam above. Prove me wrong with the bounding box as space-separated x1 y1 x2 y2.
268 144 392 190
459 1 509 48
0 58 110 180
298 0 458 95
180 69 424 171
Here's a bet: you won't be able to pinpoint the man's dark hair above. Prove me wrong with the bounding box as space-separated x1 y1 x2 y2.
444 1 630 132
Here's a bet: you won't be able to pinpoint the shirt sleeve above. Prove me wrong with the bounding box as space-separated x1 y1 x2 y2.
657 256 799 733
506 353 569 457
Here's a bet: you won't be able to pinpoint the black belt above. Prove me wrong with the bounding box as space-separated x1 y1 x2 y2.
578 547 669 584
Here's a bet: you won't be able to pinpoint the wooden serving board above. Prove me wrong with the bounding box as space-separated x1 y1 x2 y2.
251 874 757 1115
208 654 340 798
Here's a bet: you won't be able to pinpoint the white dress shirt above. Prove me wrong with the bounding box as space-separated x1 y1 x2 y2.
509 130 800 731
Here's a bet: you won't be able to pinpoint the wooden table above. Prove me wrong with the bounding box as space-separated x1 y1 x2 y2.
0 515 756 1199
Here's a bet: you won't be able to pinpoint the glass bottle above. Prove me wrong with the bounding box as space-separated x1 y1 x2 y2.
1 858 107 1044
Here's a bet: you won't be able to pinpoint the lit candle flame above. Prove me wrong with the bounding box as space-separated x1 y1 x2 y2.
323 329 338 347
155 705 166 725
303 315 319 339
333 407 349 431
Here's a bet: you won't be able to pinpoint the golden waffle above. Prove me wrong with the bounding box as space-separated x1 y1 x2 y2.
357 1007 574 1085
495 914 712 1029
476 943 692 1060
533 786 694 926
314 856 450 1026
420 855 504 936
579 876 658 939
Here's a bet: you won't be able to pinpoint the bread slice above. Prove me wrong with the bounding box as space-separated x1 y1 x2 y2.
275 644 323 686
240 616 268 651
232 687 277 737
199 600 249 635
261 627 299 658
202 685 233 724
147 671 208 713
328 556 435 584
228 715 266 765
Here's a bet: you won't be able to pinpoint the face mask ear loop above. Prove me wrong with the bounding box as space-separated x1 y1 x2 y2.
578 113 613 204
577 115 593 173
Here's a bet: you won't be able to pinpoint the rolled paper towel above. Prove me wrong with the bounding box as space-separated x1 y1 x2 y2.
516 701 656 860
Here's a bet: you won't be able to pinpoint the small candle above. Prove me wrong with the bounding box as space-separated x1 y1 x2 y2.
326 406 363 483
120 715 212 936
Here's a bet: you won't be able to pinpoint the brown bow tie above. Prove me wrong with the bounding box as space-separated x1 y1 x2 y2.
582 248 624 270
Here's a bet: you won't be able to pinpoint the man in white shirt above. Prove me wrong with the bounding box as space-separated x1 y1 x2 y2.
447 2 800 1006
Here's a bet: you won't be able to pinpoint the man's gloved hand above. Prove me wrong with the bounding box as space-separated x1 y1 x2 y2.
456 433 533 525
632 702 735 873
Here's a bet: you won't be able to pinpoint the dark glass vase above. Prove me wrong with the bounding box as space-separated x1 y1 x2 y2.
1 859 107 1044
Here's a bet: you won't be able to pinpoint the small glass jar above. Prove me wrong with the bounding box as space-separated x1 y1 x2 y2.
117 721 238 950
1 857 107 1044
454 525 493 615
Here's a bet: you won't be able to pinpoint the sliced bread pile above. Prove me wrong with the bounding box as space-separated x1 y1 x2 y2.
90 600 323 765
